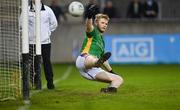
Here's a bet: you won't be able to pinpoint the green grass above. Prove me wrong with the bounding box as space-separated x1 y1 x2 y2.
0 64 180 110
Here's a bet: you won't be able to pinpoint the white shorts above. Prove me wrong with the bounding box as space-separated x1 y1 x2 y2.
76 55 105 80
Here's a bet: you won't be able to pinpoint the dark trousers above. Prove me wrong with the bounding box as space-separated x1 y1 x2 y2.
41 44 54 86
29 43 54 89
29 44 42 89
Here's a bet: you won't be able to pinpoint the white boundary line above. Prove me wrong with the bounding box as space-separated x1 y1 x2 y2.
18 66 73 110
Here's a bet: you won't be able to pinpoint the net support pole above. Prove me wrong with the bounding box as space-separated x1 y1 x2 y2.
35 0 42 90
22 0 29 101
22 0 29 54
35 0 41 55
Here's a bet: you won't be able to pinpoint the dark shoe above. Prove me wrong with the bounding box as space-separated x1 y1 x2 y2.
100 88 109 93
95 52 111 67
35 83 42 90
34 83 42 90
47 83 55 89
100 87 117 93
32 80 42 90
34 79 42 90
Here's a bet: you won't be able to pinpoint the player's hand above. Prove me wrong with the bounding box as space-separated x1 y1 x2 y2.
86 5 97 19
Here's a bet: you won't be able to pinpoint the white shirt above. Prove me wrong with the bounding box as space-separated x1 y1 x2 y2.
28 4 58 44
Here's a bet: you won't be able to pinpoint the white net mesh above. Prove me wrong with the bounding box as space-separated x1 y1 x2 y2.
29 45 36 88
29 44 42 89
0 0 21 101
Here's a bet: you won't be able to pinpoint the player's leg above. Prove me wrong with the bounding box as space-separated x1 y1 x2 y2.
95 71 123 93
84 55 98 69
76 55 105 80
76 54 123 93
84 52 111 69
42 44 55 89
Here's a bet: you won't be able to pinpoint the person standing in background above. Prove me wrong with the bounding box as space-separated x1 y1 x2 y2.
143 0 159 18
28 0 58 89
127 0 143 18
50 0 67 24
103 0 117 19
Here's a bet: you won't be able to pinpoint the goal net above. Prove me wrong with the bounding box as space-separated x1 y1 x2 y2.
0 0 21 101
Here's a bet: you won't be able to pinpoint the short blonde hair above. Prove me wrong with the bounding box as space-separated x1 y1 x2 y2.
95 14 110 21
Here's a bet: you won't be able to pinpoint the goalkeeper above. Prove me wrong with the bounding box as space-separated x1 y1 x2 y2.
76 5 123 93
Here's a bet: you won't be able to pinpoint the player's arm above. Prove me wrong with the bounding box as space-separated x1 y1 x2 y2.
86 17 93 33
85 5 96 33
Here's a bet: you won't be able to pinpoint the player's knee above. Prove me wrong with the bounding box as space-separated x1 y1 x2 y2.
119 76 124 84
115 75 123 85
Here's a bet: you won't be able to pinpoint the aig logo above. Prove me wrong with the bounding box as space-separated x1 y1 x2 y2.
112 38 154 62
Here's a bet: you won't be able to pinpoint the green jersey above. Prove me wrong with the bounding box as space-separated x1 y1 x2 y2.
80 26 105 58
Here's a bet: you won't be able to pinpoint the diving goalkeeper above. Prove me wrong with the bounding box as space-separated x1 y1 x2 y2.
76 5 123 93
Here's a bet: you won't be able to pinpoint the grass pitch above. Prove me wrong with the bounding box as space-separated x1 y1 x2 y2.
0 64 180 110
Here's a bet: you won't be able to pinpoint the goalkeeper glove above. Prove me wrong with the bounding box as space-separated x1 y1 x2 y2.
86 5 97 19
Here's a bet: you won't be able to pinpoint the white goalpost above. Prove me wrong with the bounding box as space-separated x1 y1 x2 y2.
35 0 42 56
